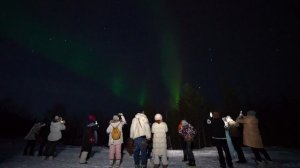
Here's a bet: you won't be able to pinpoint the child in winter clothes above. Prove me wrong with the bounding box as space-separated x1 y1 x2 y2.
106 113 126 168
152 113 168 168
43 115 66 160
79 114 99 164
23 122 45 156
178 120 197 167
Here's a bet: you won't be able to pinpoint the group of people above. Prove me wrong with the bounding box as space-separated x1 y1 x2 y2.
23 109 273 168
205 110 273 168
23 115 66 160
80 111 169 168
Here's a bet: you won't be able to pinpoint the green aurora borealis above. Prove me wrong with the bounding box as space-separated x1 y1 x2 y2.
0 1 182 109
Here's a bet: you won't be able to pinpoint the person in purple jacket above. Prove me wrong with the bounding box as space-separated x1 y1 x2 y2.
178 120 197 167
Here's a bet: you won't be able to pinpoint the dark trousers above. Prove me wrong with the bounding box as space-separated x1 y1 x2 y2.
185 141 195 162
44 140 59 157
23 140 36 155
251 147 272 162
180 137 188 160
231 136 246 162
38 139 47 156
213 139 233 167
133 136 148 166
81 143 93 160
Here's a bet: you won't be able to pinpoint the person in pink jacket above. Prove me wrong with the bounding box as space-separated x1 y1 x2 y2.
237 110 272 167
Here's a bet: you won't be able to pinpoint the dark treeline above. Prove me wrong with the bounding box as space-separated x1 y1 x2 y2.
0 84 299 149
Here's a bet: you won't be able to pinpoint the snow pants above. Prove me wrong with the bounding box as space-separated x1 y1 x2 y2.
109 143 121 160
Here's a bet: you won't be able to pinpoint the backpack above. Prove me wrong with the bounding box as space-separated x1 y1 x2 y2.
111 124 121 140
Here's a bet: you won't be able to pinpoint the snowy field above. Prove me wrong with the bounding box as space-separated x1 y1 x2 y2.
1 140 300 168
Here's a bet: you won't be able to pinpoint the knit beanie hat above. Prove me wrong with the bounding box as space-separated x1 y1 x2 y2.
88 114 96 122
154 113 163 121
113 115 120 121
247 110 256 116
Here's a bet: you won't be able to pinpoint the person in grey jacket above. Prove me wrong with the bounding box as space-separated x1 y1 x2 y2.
23 121 45 155
43 115 66 160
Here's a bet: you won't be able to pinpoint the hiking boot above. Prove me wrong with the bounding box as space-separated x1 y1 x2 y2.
187 160 196 166
256 161 266 168
154 164 159 168
115 160 120 168
236 160 247 163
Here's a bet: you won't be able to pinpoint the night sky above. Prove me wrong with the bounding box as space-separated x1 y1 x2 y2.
1 0 299 118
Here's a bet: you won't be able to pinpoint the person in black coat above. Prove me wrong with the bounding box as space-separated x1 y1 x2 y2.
207 112 233 168
79 114 99 164
37 119 50 156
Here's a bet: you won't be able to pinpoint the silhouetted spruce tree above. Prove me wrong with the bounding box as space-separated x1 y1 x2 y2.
178 83 206 148
222 80 241 118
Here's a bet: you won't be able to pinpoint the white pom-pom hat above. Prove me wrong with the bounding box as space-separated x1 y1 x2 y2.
154 113 162 121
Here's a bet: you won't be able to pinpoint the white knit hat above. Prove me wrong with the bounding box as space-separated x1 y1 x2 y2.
113 115 119 121
154 113 162 121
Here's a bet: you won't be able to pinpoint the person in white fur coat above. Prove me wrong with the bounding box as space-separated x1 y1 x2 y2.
130 111 151 168
151 113 168 168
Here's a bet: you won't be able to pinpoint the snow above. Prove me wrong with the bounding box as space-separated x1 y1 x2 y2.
0 140 300 168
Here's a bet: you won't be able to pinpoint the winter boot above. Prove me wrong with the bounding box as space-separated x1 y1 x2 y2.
187 159 196 166
108 159 114 168
154 164 160 168
79 151 88 164
256 161 266 168
114 160 121 168
162 165 168 168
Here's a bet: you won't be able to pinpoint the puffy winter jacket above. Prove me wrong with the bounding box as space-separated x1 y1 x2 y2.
130 113 151 140
178 123 197 141
47 121 66 141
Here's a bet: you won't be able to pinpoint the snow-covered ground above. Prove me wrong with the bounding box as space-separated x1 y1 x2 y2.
0 140 300 168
